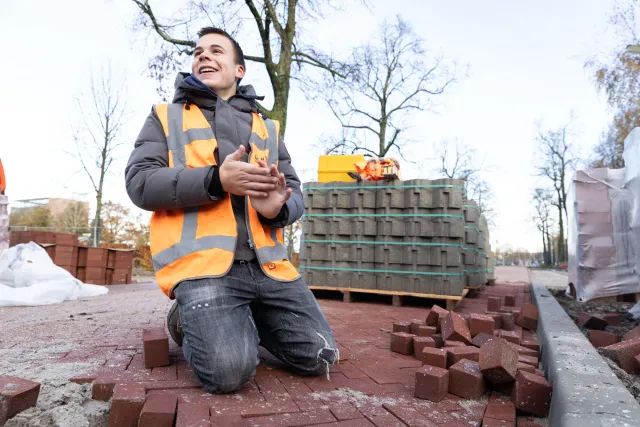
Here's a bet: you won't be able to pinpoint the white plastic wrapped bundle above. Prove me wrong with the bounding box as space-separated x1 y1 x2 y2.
0 195 8 255
567 168 639 301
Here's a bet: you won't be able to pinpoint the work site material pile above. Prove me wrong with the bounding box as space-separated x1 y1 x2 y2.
9 231 133 285
301 179 493 297
567 168 638 302
391 296 551 422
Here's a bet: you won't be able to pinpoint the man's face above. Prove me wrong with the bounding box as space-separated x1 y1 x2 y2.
192 33 245 98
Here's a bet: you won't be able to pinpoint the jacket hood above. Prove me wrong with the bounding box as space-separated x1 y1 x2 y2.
171 72 264 111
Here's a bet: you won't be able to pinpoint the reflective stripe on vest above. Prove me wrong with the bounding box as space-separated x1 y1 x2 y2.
151 104 236 272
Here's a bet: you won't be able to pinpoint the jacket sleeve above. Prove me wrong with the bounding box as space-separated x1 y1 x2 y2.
259 136 304 228
125 108 222 211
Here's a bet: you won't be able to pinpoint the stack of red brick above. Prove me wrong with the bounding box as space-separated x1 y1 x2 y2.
579 311 640 374
9 231 133 285
106 327 179 426
391 297 552 424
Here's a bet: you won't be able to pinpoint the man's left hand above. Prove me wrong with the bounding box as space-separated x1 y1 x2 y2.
250 160 292 219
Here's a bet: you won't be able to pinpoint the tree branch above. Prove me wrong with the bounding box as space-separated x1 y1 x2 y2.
132 0 195 53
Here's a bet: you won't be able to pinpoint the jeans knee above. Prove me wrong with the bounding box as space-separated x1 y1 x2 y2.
289 332 339 376
192 352 256 394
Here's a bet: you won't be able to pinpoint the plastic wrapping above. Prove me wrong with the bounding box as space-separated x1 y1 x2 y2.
567 168 639 301
0 195 7 255
0 242 108 306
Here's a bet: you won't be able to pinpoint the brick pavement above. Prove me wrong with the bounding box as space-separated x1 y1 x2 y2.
0 267 543 426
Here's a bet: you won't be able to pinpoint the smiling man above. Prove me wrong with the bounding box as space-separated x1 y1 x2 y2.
125 27 338 394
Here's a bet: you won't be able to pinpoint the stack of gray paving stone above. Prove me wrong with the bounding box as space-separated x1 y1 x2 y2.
374 179 465 296
302 179 491 297
301 181 378 289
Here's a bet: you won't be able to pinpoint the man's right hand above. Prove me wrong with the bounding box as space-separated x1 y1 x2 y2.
219 145 278 198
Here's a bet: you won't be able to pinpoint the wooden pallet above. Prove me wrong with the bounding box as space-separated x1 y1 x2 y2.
309 286 469 310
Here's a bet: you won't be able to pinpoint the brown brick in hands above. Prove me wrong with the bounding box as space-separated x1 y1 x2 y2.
446 346 480 367
415 365 449 402
390 332 415 355
143 327 170 368
480 338 519 384
108 383 146 427
440 311 472 344
421 347 447 369
0 376 41 425
512 370 552 417
469 313 495 337
601 338 640 373
417 325 437 337
139 393 178 427
589 330 620 348
448 359 486 399
392 321 411 333
577 313 608 330
413 336 436 359
487 296 502 312
516 304 539 331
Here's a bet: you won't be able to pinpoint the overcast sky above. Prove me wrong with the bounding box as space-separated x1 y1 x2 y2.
0 0 622 252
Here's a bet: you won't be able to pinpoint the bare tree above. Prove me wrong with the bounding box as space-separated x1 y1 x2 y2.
435 140 494 222
322 17 456 159
437 140 483 182
532 188 554 266
73 66 128 247
534 122 577 263
132 0 359 136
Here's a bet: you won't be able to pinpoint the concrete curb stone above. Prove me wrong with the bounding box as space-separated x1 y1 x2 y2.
531 281 640 426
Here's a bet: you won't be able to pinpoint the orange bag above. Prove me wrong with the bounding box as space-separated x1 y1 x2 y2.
353 158 401 181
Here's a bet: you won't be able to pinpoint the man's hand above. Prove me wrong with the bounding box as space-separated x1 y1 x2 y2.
250 160 292 219
219 146 278 197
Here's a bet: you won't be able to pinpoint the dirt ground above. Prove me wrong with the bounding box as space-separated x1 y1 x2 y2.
552 289 640 402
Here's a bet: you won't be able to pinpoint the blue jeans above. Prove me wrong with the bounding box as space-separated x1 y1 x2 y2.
174 260 338 394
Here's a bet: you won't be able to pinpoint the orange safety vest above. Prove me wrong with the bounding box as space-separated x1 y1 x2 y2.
150 104 300 297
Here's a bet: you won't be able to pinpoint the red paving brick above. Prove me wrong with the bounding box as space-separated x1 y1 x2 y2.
0 269 548 426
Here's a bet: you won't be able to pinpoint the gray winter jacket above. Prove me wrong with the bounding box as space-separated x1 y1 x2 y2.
125 73 304 260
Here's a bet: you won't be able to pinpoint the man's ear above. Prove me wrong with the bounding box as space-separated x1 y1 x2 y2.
235 65 245 81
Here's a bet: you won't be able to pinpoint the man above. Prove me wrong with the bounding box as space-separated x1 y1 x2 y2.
125 27 337 394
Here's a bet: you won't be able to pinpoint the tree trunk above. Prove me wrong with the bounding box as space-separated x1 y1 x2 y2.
541 230 548 266
546 230 553 265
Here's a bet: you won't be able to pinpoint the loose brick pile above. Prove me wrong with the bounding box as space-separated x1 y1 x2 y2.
9 231 133 285
1 268 547 426
391 289 552 423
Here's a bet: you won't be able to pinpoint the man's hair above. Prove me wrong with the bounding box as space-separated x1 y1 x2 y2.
197 27 246 71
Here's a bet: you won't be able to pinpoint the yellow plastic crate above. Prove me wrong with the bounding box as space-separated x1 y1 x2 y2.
317 154 365 183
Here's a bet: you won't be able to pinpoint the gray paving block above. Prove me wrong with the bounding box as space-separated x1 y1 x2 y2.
462 249 477 265
465 228 478 244
464 202 479 223
431 178 465 209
